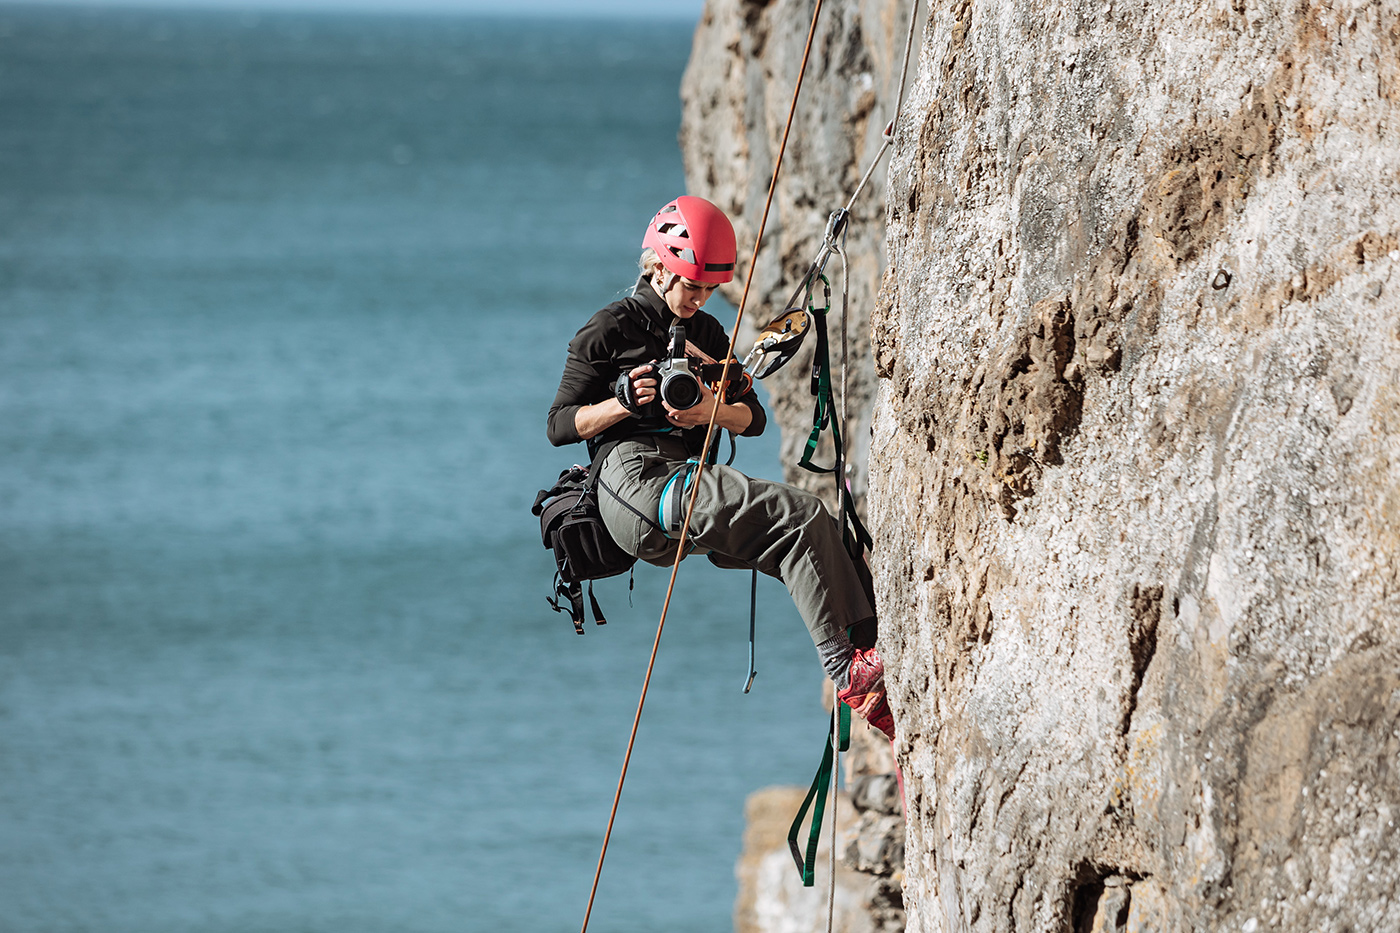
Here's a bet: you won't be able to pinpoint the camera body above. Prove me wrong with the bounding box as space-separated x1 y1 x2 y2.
652 325 703 411
617 324 747 423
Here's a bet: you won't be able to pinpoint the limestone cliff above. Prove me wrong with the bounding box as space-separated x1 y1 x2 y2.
684 1 1400 932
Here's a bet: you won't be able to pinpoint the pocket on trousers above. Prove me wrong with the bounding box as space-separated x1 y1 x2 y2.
598 450 661 556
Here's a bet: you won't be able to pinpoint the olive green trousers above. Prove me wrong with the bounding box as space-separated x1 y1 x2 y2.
596 434 873 647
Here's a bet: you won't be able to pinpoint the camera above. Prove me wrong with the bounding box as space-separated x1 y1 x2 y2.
616 325 734 421
653 325 703 410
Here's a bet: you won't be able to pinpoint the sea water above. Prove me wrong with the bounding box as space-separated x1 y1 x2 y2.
0 8 836 932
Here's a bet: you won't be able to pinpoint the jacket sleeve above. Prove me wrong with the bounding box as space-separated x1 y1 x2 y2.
695 314 766 438
547 310 616 447
732 378 767 438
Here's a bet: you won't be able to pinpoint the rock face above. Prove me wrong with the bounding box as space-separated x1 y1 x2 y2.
685 1 1400 932
871 1 1400 930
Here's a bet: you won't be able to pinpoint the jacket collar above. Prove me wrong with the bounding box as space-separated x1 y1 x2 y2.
633 275 678 335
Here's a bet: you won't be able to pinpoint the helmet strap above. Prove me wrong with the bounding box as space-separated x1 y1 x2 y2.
654 270 680 297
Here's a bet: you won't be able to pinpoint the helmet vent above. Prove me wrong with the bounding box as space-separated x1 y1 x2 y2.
657 221 689 238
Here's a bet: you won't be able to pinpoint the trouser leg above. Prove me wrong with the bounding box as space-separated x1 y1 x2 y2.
596 439 874 647
683 464 873 646
595 439 889 736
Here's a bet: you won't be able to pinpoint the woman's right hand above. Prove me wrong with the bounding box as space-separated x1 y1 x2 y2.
574 364 660 439
626 364 659 411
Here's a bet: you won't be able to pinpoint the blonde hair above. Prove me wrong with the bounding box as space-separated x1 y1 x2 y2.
638 247 667 279
638 247 679 295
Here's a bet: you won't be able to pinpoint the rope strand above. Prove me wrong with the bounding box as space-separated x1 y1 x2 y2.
578 3 827 930
841 0 922 216
826 708 841 932
825 231 850 933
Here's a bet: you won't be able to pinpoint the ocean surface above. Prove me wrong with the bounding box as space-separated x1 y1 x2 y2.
0 7 837 932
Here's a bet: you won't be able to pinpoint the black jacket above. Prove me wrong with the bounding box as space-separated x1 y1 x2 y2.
547 278 767 454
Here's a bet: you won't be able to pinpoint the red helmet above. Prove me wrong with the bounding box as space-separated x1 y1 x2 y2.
642 196 737 284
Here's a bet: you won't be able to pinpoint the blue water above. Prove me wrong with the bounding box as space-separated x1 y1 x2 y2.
0 8 834 932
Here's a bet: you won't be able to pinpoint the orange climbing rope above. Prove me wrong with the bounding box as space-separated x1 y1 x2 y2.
577 3 829 931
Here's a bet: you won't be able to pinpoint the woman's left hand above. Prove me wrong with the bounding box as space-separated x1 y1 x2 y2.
662 379 717 427
663 380 753 433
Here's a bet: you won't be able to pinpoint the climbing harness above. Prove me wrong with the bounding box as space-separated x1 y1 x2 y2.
579 0 924 929
657 458 700 538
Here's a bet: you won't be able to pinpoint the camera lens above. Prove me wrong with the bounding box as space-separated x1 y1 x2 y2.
661 371 702 410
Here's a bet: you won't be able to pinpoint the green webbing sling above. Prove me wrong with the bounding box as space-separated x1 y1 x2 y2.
796 273 874 558
797 275 838 475
787 700 851 886
786 267 873 887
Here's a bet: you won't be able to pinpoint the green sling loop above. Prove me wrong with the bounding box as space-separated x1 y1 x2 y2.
786 268 873 887
787 700 851 886
797 274 838 475
796 273 874 557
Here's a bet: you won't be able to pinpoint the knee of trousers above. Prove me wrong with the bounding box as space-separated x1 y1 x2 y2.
785 486 840 536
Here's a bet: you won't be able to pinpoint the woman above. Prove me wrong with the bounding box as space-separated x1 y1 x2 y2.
546 195 893 741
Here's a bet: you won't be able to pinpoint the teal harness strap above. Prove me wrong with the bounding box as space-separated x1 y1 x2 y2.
786 701 851 886
658 458 701 539
658 427 735 541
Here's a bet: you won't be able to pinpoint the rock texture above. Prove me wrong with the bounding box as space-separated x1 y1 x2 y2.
871 0 1400 931
686 1 1400 932
735 778 905 933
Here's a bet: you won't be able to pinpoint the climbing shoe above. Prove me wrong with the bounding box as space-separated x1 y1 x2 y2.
837 646 895 741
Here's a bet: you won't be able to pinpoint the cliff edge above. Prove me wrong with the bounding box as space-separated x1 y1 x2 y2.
684 1 1400 931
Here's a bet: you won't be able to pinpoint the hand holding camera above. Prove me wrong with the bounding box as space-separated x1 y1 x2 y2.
615 362 660 416
616 325 702 418
616 325 751 425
